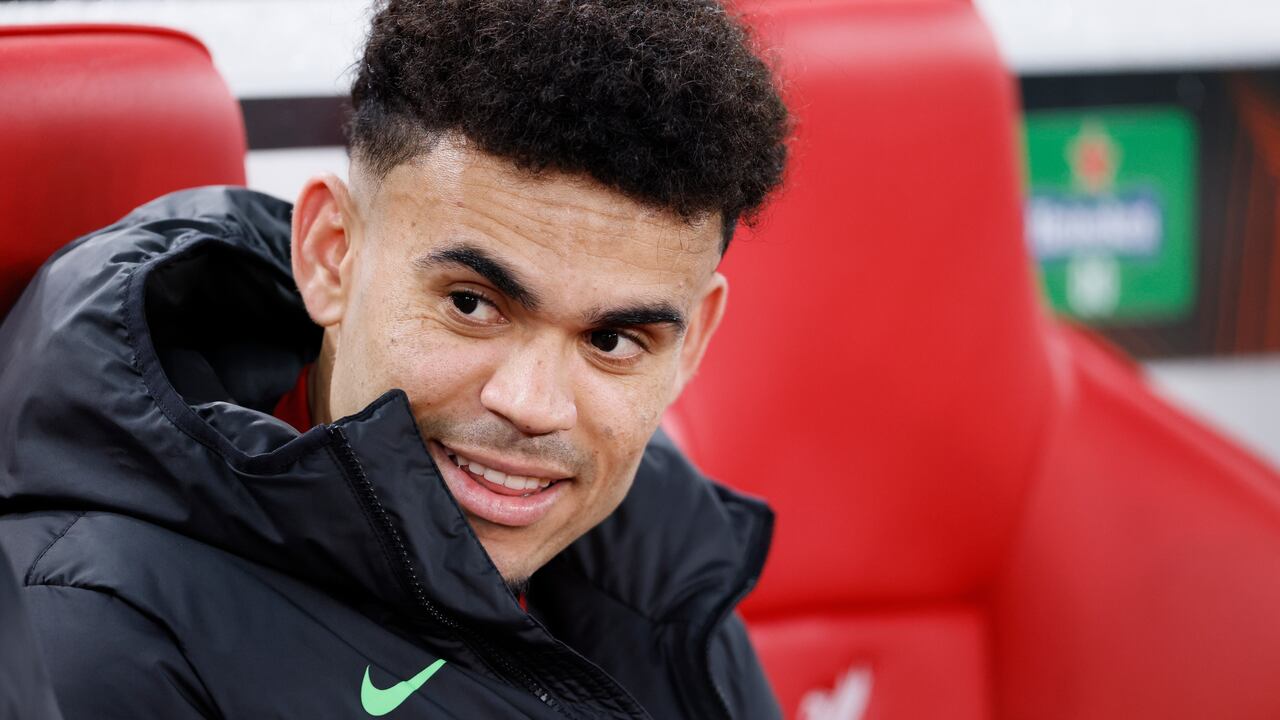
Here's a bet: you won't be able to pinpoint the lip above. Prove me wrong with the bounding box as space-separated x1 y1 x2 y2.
427 440 570 527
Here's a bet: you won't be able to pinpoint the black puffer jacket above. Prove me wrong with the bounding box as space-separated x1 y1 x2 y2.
0 187 779 720
0 548 62 720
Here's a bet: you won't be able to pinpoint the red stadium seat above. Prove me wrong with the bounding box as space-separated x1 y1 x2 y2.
0 24 246 315
667 1 1280 718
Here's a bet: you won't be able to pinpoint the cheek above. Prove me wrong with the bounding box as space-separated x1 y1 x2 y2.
334 274 496 416
577 363 678 475
377 311 515 414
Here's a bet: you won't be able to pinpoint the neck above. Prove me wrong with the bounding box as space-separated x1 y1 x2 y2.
310 332 337 425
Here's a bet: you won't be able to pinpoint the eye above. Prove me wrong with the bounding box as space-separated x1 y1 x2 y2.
448 291 504 324
588 329 645 359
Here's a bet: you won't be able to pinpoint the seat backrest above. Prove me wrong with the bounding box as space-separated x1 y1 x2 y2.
993 323 1280 720
665 0 1054 716
0 24 246 315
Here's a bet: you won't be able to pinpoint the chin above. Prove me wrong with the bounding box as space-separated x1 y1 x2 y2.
471 523 549 586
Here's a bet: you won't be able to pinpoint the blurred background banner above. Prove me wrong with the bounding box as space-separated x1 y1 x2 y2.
1024 107 1198 324
1 0 1278 466
1019 74 1280 363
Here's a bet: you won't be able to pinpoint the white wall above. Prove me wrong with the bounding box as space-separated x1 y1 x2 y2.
246 148 350 203
1146 356 1280 469
975 0 1280 75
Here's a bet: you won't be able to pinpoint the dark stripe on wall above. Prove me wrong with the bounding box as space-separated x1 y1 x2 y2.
240 96 350 150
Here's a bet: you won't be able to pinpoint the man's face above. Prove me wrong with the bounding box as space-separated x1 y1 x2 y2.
299 136 727 585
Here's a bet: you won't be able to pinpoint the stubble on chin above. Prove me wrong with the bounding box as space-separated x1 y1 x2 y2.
505 576 530 597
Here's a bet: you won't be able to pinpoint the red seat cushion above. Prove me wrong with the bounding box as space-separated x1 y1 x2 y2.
751 607 989 720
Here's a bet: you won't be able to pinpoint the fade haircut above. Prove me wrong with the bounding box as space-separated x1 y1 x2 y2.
349 0 789 251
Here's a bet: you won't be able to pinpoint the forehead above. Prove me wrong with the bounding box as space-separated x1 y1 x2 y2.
359 139 723 289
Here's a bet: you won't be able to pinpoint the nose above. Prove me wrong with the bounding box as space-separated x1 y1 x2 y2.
479 338 578 436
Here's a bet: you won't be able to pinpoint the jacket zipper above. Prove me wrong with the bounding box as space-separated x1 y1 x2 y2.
327 426 568 716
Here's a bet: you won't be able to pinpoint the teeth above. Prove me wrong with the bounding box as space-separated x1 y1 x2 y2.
448 449 556 493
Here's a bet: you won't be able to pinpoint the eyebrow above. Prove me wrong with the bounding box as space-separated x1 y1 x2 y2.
414 242 686 335
587 303 687 337
413 243 542 310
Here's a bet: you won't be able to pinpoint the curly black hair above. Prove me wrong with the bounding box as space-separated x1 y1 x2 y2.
349 0 789 250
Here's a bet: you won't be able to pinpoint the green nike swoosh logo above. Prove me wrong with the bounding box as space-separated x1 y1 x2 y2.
361 659 447 716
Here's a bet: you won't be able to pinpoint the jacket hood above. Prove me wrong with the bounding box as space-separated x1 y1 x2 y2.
0 187 773 697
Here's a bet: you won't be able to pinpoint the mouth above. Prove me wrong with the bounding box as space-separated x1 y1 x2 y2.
428 440 571 528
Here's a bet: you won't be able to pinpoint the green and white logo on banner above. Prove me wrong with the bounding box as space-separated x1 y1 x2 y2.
1023 107 1198 323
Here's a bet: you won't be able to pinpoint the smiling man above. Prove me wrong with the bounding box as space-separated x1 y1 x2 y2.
0 0 787 718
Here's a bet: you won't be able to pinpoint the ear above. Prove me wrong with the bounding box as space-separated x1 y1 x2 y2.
673 272 729 399
291 174 359 328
